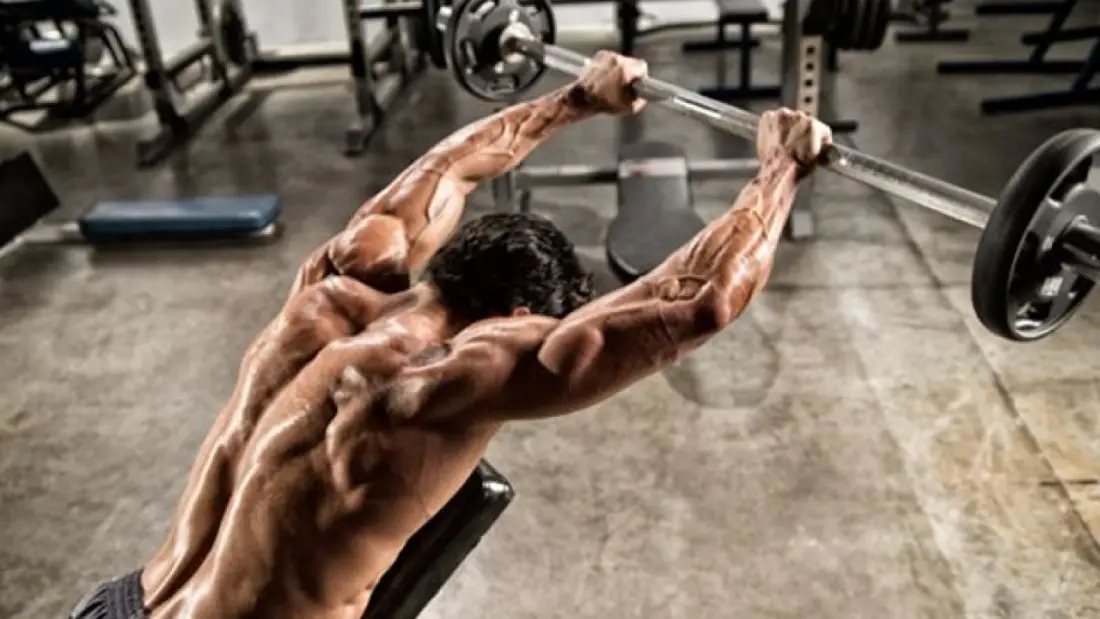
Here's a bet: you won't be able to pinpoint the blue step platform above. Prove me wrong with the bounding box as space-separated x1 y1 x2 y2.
79 194 281 243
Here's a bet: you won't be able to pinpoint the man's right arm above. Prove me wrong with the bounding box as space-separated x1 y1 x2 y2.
286 84 599 299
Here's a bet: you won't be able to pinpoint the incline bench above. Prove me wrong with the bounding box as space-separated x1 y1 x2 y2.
362 461 514 619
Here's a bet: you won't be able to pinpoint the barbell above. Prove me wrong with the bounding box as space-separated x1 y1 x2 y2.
436 0 1100 342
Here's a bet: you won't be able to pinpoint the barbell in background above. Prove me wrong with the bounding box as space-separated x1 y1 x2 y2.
434 0 1100 343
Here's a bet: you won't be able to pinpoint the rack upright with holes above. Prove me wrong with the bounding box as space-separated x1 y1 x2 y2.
782 0 821 239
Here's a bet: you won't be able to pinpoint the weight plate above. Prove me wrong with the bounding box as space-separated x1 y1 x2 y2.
859 0 877 50
212 0 249 67
422 0 447 68
868 0 890 49
853 0 869 49
851 0 867 50
446 0 555 101
839 0 860 50
972 128 1100 342
801 0 833 36
836 0 862 49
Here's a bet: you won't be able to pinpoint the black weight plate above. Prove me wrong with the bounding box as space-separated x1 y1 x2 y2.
214 0 249 67
423 0 446 68
820 0 841 47
833 0 858 50
972 128 1100 342
842 0 861 49
801 0 833 36
852 0 868 50
868 0 890 49
446 0 555 101
859 0 878 50
854 0 871 49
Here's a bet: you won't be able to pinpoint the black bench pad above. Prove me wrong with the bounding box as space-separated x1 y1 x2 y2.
606 141 707 284
362 460 515 619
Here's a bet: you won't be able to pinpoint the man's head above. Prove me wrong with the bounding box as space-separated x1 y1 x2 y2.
425 213 594 321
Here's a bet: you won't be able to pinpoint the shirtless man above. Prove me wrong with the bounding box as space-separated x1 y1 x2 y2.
67 51 831 619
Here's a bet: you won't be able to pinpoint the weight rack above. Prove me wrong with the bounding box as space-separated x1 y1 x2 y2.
342 0 426 154
127 0 255 166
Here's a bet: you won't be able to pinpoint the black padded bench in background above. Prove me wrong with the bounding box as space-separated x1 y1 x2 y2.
682 0 780 102
361 461 514 619
606 141 707 283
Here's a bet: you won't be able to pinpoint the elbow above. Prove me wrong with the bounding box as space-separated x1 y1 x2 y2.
694 297 735 336
693 282 754 334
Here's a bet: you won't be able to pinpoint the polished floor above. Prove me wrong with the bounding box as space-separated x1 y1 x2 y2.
3 10 1100 619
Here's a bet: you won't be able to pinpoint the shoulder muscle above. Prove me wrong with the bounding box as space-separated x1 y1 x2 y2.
384 316 559 426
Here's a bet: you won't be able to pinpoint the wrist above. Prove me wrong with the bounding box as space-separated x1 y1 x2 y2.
554 83 599 120
757 153 802 182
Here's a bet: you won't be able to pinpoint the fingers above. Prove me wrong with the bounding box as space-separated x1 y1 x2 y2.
808 118 833 158
612 54 647 114
620 56 648 84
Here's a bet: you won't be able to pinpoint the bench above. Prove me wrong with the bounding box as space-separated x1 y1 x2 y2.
362 461 514 619
682 0 780 102
606 141 707 283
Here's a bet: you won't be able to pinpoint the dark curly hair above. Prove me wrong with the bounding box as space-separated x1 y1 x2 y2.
425 213 594 321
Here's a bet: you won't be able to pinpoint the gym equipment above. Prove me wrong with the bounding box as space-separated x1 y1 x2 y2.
224 0 435 156
494 0 837 251
342 0 435 154
936 0 1099 113
800 0 891 51
616 0 641 54
971 131 1100 342
129 0 433 161
893 0 970 43
607 142 707 282
439 0 1100 342
443 0 551 100
937 0 1083 75
127 0 257 166
361 461 514 619
78 195 281 243
682 0 888 106
974 0 1064 14
494 152 757 282
0 0 137 128
681 0 778 103
0 152 60 250
0 151 282 256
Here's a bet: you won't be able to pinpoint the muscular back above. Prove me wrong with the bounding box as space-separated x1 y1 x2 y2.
140 82 595 619
142 279 512 619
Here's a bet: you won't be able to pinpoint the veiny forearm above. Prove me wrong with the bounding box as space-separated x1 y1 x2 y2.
288 86 592 297
646 154 801 322
347 83 592 232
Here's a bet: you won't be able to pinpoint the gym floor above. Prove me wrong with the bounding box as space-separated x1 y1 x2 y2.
3 10 1100 619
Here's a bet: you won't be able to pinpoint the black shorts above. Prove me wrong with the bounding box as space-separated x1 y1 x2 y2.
68 571 147 619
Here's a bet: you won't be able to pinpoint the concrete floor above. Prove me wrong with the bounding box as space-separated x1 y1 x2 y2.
3 10 1100 619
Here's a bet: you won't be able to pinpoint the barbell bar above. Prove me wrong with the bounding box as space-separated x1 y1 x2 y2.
438 4 990 227
435 0 1100 342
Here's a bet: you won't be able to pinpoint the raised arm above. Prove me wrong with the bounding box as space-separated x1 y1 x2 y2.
288 52 648 299
386 109 832 426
